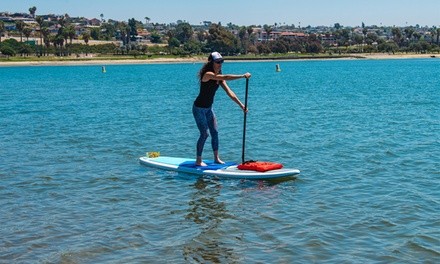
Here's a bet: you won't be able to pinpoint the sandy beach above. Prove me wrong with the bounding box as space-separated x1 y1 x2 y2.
359 53 438 60
0 53 437 66
0 57 205 67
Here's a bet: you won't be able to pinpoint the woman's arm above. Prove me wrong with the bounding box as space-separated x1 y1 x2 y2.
202 72 251 82
220 81 247 111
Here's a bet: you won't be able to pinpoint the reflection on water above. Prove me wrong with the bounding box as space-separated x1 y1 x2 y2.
182 177 298 263
183 178 239 263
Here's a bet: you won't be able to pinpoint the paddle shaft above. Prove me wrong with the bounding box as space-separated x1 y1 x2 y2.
242 78 249 164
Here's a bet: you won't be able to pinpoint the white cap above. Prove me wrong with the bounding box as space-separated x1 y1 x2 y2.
211 51 223 62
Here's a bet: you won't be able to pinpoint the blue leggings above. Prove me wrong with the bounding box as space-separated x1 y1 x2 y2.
192 105 219 157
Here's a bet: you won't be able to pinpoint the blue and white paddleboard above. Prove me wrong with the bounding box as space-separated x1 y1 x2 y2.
139 156 300 179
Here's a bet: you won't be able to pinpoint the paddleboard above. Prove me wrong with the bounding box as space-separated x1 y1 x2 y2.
139 156 300 179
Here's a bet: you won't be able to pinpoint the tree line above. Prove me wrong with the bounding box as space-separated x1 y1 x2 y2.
1 7 440 58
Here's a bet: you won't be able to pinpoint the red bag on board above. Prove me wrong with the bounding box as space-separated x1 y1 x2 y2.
237 161 283 172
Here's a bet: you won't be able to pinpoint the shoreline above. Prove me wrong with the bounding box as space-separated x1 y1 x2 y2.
0 57 204 67
0 53 437 66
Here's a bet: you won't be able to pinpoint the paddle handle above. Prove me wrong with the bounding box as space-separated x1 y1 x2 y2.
242 78 249 164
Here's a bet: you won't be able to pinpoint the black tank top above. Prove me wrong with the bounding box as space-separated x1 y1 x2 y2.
194 79 220 108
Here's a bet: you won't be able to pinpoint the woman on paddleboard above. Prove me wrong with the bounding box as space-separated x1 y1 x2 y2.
193 51 251 166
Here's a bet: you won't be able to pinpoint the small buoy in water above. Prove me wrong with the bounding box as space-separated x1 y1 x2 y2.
276 64 281 72
102 66 106 73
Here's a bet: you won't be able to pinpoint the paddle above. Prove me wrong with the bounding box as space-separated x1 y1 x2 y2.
237 78 286 173
242 78 249 164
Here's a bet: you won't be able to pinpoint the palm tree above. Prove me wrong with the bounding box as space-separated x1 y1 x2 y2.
23 27 32 42
15 20 25 42
41 27 50 56
53 35 64 56
117 22 130 46
64 14 70 24
429 26 436 45
145 17 150 26
82 32 90 44
66 25 76 44
100 14 104 22
0 21 4 42
391 27 402 47
246 26 254 44
82 31 90 55
404 27 415 44
50 34 58 54
58 16 66 28
36 16 45 55
57 15 70 55
124 22 131 47
437 28 440 46
263 24 273 42
29 6 37 18
238 26 247 53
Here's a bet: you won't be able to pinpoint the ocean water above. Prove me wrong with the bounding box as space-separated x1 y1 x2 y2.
0 59 439 263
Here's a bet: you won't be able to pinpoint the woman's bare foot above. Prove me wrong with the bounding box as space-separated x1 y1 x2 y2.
214 158 225 164
214 151 224 164
196 157 207 166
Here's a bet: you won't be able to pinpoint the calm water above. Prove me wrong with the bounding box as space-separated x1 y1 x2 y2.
1 59 439 263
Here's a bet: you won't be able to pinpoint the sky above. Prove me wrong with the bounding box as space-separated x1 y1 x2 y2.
2 0 440 27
